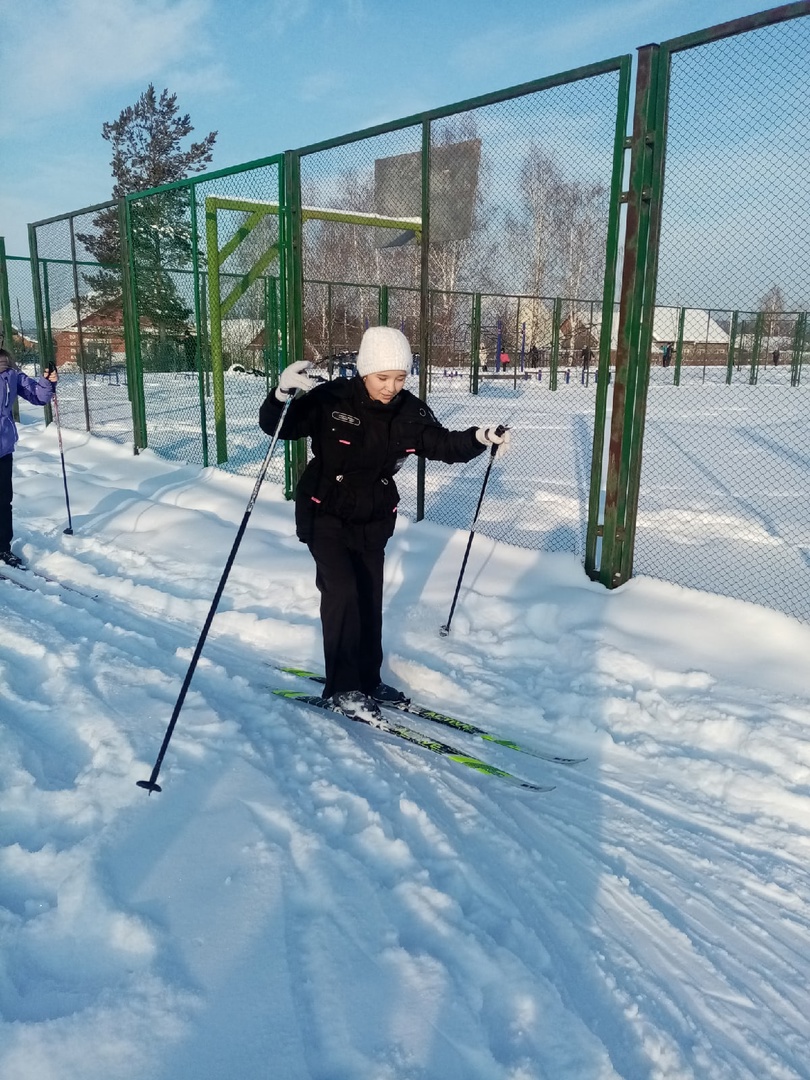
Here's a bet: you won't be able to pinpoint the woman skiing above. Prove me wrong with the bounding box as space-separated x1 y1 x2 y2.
259 326 509 720
0 349 58 568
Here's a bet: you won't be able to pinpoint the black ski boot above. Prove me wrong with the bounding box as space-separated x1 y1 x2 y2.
0 550 24 569
371 682 410 706
330 690 383 723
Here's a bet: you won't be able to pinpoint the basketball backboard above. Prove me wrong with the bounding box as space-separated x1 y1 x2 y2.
374 138 481 246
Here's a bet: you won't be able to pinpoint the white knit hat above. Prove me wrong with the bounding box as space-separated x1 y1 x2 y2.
356 326 412 377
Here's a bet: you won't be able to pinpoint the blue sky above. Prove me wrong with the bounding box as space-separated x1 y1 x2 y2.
0 0 780 255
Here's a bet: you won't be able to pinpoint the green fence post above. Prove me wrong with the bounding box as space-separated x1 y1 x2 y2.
43 264 56 421
189 184 209 468
27 233 53 426
27 227 48 381
68 215 91 432
673 305 686 386
283 149 306 497
725 310 739 385
203 199 228 464
119 198 147 451
326 282 333 378
0 238 14 352
585 54 632 579
749 310 764 385
617 42 669 585
416 119 432 523
699 309 711 383
265 275 278 393
790 311 806 387
42 262 54 369
600 42 667 588
513 297 521 389
470 292 482 395
550 296 562 390
0 241 20 423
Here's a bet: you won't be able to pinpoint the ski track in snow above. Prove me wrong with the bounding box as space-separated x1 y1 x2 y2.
1 422 809 1079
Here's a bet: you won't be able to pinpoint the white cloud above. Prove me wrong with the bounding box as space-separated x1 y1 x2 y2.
298 71 345 104
0 0 217 136
258 0 312 38
257 0 365 40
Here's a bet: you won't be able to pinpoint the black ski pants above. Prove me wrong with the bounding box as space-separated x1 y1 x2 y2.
0 454 13 552
308 515 385 699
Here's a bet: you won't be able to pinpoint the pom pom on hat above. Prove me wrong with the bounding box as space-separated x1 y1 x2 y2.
356 326 412 377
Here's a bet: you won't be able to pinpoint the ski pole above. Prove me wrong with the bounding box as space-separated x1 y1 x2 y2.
440 425 507 637
137 393 295 794
46 364 74 535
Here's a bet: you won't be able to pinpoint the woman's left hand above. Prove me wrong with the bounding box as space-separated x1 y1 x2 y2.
475 425 511 458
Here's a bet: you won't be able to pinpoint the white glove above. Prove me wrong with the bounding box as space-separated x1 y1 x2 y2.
475 425 511 459
276 360 318 401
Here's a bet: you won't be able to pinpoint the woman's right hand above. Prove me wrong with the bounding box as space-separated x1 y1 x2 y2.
275 360 319 401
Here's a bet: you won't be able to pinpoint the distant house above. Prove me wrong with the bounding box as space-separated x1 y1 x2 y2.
10 325 38 354
561 306 730 364
49 298 206 372
221 318 265 359
650 308 729 358
48 300 126 368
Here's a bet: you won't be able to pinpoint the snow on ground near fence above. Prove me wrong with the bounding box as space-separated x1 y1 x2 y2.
0 411 809 1079
50 363 810 620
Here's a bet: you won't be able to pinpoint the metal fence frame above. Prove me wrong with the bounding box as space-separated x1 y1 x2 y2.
288 56 631 529
15 0 810 623
596 0 810 624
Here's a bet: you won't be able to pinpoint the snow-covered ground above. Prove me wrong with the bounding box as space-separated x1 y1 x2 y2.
1 408 809 1080
49 361 810 625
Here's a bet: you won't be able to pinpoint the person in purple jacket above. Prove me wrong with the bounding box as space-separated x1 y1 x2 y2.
0 348 58 568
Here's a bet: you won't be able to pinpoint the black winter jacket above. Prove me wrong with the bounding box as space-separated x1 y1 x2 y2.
259 375 485 547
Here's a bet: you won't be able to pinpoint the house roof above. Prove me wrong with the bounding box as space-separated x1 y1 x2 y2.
569 306 729 348
651 307 729 345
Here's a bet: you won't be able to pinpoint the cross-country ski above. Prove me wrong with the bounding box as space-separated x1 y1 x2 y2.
273 688 555 791
275 665 587 764
5 8 810 1072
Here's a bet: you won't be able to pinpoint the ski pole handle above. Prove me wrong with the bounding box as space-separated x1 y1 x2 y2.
488 424 507 458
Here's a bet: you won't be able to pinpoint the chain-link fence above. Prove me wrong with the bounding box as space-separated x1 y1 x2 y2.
22 2 810 625
28 203 135 443
628 8 810 623
0 246 40 371
294 59 629 551
123 157 286 478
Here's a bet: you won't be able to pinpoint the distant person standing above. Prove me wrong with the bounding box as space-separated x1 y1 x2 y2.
772 349 780 366
662 343 673 368
0 349 58 568
581 346 593 383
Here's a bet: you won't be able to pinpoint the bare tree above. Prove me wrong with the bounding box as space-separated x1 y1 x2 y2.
506 143 608 346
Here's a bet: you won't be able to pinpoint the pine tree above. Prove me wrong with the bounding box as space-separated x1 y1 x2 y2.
77 85 217 339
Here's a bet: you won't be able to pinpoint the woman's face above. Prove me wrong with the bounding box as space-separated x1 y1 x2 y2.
363 370 407 403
